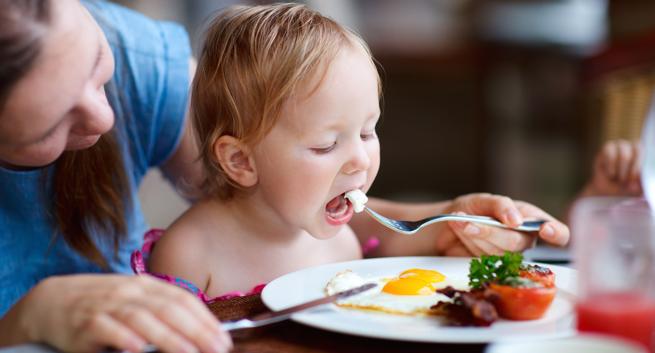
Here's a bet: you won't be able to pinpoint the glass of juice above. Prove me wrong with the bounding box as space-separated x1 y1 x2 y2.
572 197 655 352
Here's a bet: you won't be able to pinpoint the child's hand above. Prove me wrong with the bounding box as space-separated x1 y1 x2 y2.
14 275 232 353
440 193 569 256
583 139 642 197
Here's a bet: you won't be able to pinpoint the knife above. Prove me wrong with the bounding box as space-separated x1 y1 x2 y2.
134 282 377 353
222 281 377 331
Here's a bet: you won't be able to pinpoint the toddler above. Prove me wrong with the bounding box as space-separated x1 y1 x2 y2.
132 3 567 301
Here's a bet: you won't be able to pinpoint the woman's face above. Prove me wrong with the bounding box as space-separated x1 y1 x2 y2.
0 0 115 168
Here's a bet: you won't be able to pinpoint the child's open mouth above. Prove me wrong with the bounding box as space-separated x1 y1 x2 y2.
325 193 354 225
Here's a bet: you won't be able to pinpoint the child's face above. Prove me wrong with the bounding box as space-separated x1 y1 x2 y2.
252 45 380 239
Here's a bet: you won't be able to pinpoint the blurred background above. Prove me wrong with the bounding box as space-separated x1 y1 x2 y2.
116 0 655 228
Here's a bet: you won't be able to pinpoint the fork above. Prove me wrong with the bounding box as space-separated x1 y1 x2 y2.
364 207 545 234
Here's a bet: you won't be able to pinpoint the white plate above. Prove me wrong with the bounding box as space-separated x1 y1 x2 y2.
261 256 577 343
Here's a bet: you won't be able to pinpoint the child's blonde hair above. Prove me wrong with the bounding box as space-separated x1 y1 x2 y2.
191 3 380 199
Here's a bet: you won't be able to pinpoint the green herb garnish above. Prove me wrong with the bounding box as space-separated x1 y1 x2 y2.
468 252 523 289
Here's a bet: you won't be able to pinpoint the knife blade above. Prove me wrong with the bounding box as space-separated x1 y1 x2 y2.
222 281 377 331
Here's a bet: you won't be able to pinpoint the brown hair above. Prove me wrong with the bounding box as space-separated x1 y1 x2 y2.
192 3 380 199
0 0 129 268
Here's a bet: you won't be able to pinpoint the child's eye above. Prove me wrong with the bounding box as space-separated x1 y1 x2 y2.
361 131 377 140
311 142 336 154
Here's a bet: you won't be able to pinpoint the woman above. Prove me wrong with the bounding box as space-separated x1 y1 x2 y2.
0 1 569 353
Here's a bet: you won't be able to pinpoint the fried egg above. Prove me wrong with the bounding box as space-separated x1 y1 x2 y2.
325 268 468 316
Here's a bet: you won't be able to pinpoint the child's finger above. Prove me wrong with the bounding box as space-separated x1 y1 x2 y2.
616 140 633 183
598 141 618 180
627 141 641 184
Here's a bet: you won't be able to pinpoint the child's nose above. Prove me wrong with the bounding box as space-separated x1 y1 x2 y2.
343 142 371 175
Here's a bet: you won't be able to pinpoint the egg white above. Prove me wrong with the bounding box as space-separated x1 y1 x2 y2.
325 269 469 316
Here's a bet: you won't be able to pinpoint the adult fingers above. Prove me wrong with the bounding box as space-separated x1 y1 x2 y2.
149 297 231 353
538 221 570 246
470 237 505 256
78 314 146 353
457 210 535 253
114 304 198 353
141 279 232 352
143 278 223 336
460 194 523 228
447 217 485 256
443 243 474 257
516 202 570 246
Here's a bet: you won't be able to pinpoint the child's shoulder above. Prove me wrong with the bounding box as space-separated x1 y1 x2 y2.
147 205 220 279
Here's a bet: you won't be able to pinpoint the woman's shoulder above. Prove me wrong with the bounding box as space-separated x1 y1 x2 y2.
83 1 192 171
83 0 190 58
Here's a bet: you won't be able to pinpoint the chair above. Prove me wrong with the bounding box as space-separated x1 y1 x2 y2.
582 31 655 148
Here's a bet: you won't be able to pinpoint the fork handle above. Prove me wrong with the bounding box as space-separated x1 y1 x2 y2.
442 215 545 232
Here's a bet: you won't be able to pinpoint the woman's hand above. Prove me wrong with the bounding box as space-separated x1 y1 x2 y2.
2 274 232 353
441 193 570 256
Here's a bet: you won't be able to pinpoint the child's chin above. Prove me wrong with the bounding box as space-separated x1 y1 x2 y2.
309 224 344 240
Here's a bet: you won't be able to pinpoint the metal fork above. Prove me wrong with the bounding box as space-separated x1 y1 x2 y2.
364 207 545 234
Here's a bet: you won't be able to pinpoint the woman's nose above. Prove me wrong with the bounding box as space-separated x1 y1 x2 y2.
71 85 114 136
343 140 371 175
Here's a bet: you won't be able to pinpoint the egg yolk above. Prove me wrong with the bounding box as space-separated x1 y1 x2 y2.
382 269 446 296
400 268 446 283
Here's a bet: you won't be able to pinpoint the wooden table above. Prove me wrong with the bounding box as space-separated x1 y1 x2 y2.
209 294 487 353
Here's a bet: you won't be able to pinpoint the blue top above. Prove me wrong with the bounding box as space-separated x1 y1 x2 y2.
0 1 191 316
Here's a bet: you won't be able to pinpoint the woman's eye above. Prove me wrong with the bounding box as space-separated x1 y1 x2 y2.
311 142 336 154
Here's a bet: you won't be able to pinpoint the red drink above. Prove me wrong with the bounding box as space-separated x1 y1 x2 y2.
577 292 655 352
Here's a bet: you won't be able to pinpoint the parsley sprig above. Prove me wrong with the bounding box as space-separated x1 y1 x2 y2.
468 252 523 289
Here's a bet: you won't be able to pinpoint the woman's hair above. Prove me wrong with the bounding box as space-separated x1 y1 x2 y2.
192 3 380 199
0 0 129 268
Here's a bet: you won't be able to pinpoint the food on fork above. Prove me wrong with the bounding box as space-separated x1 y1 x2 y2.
433 252 557 325
344 189 368 213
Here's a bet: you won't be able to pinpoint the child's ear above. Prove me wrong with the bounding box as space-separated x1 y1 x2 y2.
213 135 258 188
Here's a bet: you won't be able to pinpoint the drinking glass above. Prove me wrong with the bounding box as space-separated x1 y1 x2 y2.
572 197 655 352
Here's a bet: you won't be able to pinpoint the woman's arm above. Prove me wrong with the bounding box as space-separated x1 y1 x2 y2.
0 291 32 346
160 58 204 199
0 275 231 353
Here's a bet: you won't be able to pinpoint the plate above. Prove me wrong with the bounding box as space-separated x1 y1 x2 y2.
261 256 577 343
